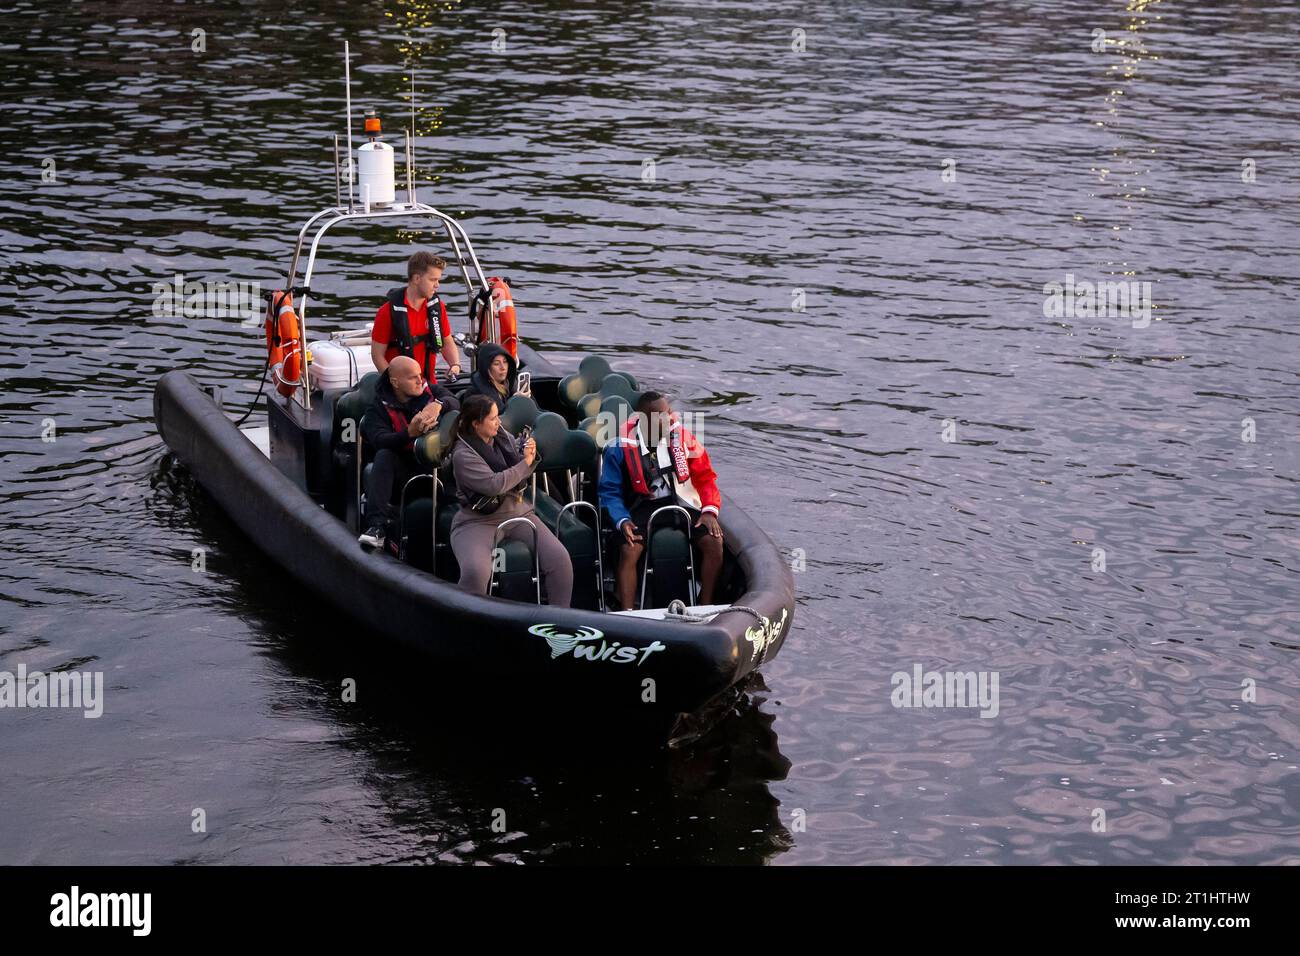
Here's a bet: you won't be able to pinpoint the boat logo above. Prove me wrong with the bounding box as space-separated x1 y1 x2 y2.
744 609 788 664
528 625 667 666
529 624 604 658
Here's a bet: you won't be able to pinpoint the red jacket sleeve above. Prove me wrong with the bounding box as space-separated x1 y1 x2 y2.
685 432 721 513
372 301 392 343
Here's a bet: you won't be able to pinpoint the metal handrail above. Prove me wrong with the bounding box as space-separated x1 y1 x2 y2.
490 516 541 604
557 500 604 611
396 473 433 561
278 202 493 408
638 504 698 611
354 431 364 533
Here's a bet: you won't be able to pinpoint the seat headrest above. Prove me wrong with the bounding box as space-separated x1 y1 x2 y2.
577 355 613 387
501 393 540 435
543 428 599 472
531 411 570 459
334 371 381 427
414 409 460 468
576 372 640 421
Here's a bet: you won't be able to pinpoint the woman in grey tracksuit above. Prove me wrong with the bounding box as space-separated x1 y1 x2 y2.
449 394 573 606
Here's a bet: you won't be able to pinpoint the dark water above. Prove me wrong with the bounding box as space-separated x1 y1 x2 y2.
2 0 1297 864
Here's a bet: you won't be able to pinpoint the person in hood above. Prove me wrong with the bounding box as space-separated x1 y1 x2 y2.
468 342 530 413
597 391 724 610
357 355 461 550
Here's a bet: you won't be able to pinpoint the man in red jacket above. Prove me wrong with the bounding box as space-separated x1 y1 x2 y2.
597 391 724 609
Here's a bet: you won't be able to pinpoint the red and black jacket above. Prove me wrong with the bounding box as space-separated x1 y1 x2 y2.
360 367 461 453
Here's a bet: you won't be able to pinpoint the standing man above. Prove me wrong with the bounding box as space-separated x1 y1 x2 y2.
371 251 464 383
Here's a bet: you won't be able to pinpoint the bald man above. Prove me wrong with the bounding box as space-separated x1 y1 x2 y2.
358 355 461 550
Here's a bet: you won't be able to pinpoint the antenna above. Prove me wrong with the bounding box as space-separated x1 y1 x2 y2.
344 41 355 213
333 134 341 209
408 68 417 205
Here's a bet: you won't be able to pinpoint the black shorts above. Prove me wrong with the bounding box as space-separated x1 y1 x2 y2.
625 498 710 544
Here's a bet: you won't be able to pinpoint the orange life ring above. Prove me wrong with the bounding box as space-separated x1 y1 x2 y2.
265 290 303 397
479 276 517 359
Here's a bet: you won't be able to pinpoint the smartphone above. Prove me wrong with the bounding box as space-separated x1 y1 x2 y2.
516 425 533 451
517 370 531 394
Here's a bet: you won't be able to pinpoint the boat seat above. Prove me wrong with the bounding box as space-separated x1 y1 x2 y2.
334 372 381 530
491 534 542 604
557 356 639 413
334 371 380 437
557 355 611 411
600 504 695 610
578 393 633 450
643 525 693 608
537 410 600 501
391 411 459 566
575 373 640 422
531 489 603 611
500 393 540 435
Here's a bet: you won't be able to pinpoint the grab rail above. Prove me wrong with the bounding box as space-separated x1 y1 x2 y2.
638 504 697 611
396 473 433 561
558 500 604 611
491 516 541 604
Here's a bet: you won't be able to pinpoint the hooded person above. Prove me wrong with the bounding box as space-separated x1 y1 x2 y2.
357 355 461 550
468 341 527 413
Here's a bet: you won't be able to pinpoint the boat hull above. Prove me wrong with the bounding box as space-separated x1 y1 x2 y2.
154 369 794 731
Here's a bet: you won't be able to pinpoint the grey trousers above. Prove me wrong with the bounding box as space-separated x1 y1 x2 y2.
450 508 574 607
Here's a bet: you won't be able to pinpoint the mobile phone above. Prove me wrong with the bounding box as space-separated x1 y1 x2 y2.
517 370 531 393
516 425 533 449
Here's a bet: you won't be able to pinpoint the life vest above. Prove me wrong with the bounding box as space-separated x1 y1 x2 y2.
265 290 302 398
386 286 443 380
621 417 712 512
474 277 518 360
381 383 433 450
621 418 687 497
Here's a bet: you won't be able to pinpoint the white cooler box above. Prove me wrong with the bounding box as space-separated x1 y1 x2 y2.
309 334 377 391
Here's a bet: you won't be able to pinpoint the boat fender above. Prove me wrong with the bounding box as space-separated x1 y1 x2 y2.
475 277 518 360
265 290 303 397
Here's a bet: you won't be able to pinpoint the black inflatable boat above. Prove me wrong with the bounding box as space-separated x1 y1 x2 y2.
153 94 793 742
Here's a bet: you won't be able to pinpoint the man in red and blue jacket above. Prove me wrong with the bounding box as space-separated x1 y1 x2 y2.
598 391 724 609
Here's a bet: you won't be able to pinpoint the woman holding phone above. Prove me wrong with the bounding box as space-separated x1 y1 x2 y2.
469 342 530 414
448 394 572 606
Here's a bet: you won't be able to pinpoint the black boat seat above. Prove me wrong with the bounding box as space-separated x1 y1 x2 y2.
575 373 640 422
413 410 460 471
500 394 540 435
537 419 600 505
578 393 634 450
394 411 459 564
557 356 639 412
334 371 380 437
400 496 541 600
531 489 603 610
333 372 381 529
557 355 611 410
633 505 697 610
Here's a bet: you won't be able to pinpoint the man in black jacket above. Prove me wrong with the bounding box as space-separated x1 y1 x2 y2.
358 355 460 549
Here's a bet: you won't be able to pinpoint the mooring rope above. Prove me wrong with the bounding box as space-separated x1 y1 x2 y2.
663 602 765 625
